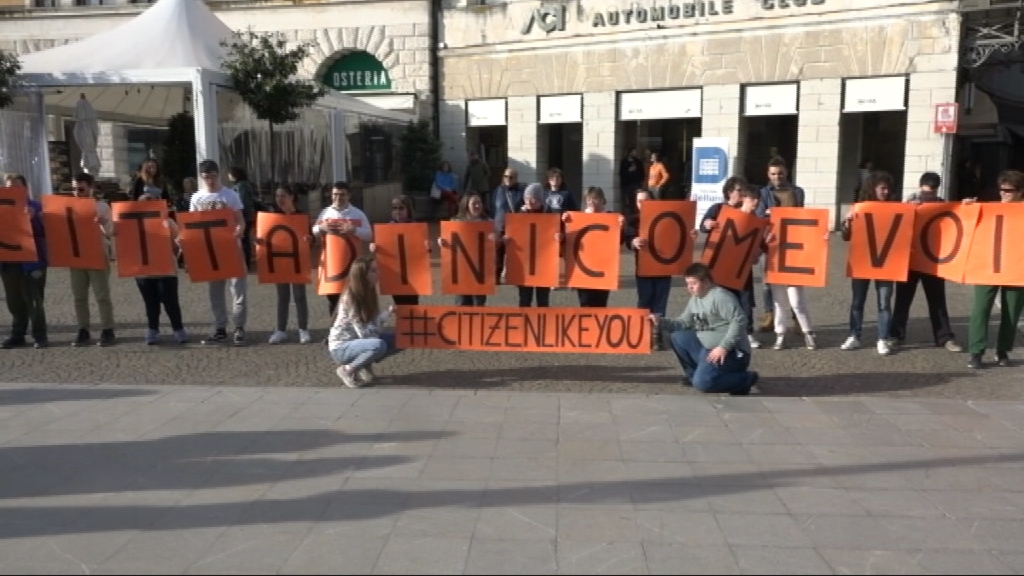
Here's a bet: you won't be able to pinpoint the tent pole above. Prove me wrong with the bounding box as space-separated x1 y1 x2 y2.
191 68 220 168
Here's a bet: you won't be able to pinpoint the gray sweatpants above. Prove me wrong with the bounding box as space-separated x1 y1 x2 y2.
209 276 247 331
276 283 309 331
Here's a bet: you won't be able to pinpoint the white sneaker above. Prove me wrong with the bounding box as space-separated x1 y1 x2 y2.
772 334 785 350
748 334 761 349
357 366 375 384
298 329 312 345
804 332 817 350
336 365 361 388
877 339 891 356
840 336 861 350
268 330 288 344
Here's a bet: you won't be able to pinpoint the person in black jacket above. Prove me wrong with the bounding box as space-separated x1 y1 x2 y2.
619 148 645 215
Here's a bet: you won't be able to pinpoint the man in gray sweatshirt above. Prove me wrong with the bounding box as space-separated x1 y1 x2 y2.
656 262 760 395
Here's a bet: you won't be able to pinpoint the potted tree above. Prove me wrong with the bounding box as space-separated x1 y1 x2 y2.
399 119 442 220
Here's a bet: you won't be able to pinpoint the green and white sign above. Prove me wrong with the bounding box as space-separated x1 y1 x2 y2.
320 51 391 92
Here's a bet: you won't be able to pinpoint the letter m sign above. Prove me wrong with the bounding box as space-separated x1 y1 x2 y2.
522 4 566 35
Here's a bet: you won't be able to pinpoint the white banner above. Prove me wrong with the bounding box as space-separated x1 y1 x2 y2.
539 94 583 124
690 137 731 231
619 89 702 121
843 76 907 113
467 99 507 127
743 83 799 116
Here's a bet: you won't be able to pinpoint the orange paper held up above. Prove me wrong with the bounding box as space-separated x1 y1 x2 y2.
845 201 916 282
317 232 359 296
564 212 622 290
700 206 767 291
0 187 39 263
255 212 312 285
176 209 246 282
440 220 496 296
41 195 107 270
395 305 651 354
375 222 433 296
637 200 697 277
963 202 1024 287
908 202 980 282
111 200 175 277
503 213 560 288
765 207 830 288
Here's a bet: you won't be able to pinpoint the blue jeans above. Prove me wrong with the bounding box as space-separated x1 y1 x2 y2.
849 279 894 341
760 258 774 313
329 332 397 370
725 273 756 335
668 330 754 394
636 276 671 317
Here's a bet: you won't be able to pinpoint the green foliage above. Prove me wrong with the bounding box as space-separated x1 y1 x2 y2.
219 29 325 126
0 50 22 110
400 120 442 193
161 112 196 194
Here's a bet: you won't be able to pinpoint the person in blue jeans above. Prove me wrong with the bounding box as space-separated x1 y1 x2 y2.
327 255 400 388
839 170 898 356
655 262 760 396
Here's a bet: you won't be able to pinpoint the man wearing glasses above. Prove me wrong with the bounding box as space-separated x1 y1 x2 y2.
492 168 525 284
68 173 116 347
189 160 249 346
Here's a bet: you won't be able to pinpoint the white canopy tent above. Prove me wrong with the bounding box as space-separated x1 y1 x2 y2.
14 0 413 194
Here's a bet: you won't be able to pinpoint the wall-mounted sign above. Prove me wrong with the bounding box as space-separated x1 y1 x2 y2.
843 76 907 113
467 99 507 127
743 83 799 116
539 94 583 124
521 0 826 34
619 89 702 121
934 103 958 134
320 51 391 92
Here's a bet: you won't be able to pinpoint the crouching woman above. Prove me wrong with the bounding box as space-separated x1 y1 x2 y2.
327 254 400 388
654 262 761 396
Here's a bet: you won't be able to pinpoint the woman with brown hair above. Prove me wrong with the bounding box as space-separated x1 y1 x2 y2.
437 193 494 306
130 159 166 202
369 194 430 307
327 255 399 388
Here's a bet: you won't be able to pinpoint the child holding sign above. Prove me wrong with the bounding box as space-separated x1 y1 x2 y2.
327 255 398 388
964 170 1024 370
68 173 116 347
265 185 312 345
0 173 49 349
314 181 373 317
840 171 898 356
700 176 761 350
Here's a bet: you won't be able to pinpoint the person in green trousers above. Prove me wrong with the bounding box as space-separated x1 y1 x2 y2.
69 173 116 347
965 169 1024 370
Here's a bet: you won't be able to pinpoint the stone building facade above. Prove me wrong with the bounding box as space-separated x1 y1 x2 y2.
0 0 433 188
437 0 962 223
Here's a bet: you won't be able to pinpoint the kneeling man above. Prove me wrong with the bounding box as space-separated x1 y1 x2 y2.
656 263 760 395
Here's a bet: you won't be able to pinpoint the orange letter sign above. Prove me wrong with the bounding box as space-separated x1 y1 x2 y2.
177 209 246 282
440 221 496 296
700 206 767 291
845 202 915 282
375 223 433 296
111 200 175 277
765 207 829 288
637 200 697 277
255 212 312 285
565 212 621 290
504 213 560 288
41 195 107 270
0 187 39 263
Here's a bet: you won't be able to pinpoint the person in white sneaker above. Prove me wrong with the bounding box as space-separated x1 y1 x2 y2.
264 185 312 345
327 254 400 388
839 171 898 356
190 160 248 347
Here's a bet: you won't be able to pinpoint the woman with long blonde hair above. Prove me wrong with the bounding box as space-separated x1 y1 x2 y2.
326 254 398 388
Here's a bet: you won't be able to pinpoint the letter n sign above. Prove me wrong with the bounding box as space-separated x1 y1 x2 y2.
522 4 566 35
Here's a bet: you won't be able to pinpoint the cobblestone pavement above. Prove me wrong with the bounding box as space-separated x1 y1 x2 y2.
1 237 1023 399
1 383 1024 574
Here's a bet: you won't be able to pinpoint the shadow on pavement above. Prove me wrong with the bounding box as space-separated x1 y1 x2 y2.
0 429 453 501
758 371 972 397
2 450 1022 537
0 387 158 406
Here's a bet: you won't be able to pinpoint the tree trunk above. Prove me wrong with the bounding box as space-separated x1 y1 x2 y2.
268 121 276 188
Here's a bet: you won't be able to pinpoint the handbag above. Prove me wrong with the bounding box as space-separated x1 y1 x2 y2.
430 183 442 200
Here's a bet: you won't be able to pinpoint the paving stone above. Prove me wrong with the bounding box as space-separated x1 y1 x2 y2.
731 546 832 574
556 541 649 574
371 535 470 574
464 538 557 574
643 544 739 574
